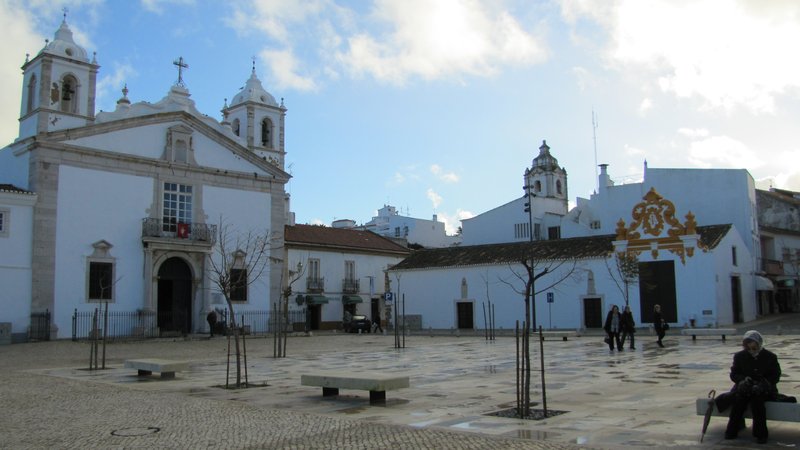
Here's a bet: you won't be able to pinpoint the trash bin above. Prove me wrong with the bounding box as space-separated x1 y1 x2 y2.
0 323 11 345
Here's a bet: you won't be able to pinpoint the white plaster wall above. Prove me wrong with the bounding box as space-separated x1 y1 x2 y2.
0 199 34 334
53 166 153 333
203 186 273 312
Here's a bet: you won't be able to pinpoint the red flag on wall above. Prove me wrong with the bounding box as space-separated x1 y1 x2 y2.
177 223 189 238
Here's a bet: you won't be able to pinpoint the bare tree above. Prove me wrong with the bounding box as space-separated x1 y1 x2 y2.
605 252 640 307
207 218 277 388
500 258 581 418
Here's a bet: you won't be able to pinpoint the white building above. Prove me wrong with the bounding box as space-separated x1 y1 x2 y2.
360 205 460 248
284 224 410 330
757 188 800 313
389 141 765 330
0 18 290 339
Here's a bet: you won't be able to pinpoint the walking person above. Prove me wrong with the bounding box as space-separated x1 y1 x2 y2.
653 304 667 347
620 305 636 350
206 309 217 338
724 330 781 444
603 304 623 351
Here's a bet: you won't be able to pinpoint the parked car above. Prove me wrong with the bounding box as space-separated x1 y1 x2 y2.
344 314 372 333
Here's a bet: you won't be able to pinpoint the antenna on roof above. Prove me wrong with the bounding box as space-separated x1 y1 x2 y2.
592 108 599 192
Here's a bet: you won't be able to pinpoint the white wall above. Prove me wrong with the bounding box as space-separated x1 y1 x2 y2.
0 193 35 335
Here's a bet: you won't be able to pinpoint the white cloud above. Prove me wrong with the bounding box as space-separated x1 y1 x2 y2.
427 188 443 209
260 49 318 91
563 0 800 113
677 128 709 139
338 0 548 84
430 164 459 183
141 0 195 15
0 4 41 145
95 63 137 109
638 97 652 114
437 208 475 235
686 135 762 169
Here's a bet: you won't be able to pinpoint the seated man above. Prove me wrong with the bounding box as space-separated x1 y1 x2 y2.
725 330 781 444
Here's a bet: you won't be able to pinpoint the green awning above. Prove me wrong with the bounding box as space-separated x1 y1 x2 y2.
306 295 329 305
342 295 363 304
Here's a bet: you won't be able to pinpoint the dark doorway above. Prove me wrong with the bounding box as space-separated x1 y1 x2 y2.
731 276 743 323
157 257 193 335
639 261 677 324
456 302 474 329
583 297 603 328
307 304 322 330
371 298 381 325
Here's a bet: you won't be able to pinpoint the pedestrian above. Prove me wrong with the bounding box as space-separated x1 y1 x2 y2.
653 304 667 347
603 304 623 351
372 316 383 333
724 330 781 444
206 310 217 338
620 305 636 350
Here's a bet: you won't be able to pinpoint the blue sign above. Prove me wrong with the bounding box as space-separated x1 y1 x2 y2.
546 292 554 303
385 292 393 302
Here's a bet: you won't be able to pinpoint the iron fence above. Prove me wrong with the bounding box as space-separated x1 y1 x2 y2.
71 308 307 340
29 310 51 341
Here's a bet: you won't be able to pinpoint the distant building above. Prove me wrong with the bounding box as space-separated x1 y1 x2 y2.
353 205 460 248
756 188 800 313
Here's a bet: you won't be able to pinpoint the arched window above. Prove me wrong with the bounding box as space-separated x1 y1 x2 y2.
232 118 240 136
60 75 78 113
27 75 37 114
556 180 562 195
261 118 272 147
534 180 542 193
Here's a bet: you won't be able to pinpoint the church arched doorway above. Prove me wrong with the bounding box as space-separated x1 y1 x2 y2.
157 257 193 335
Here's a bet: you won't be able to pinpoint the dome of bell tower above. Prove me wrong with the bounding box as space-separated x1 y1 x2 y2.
230 67 278 107
41 18 90 62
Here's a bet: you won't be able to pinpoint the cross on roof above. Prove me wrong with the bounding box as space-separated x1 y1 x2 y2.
173 56 189 87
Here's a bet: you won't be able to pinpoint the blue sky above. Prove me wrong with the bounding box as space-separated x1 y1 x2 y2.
3 0 800 234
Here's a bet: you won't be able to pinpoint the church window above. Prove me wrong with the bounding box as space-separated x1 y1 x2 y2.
86 240 116 302
230 268 248 302
732 246 737 266
534 223 541 240
548 226 560 240
556 180 562 195
27 75 37 114
514 222 530 239
162 182 193 234
590 220 601 230
0 209 8 238
534 180 542 193
232 119 240 136
261 118 272 147
60 75 78 113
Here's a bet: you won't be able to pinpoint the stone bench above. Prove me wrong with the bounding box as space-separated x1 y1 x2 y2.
539 330 579 341
301 372 409 405
695 397 800 422
681 328 736 341
124 359 189 379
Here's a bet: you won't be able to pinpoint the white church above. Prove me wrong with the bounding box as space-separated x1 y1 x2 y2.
0 18 290 340
389 141 766 331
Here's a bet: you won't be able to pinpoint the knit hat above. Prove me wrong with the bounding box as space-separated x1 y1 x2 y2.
743 330 763 349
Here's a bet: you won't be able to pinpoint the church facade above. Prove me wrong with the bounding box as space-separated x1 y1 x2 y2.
0 18 290 339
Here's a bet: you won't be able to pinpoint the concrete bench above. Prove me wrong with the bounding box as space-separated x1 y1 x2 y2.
539 330 579 341
681 328 736 341
301 372 409 405
695 398 800 422
124 359 189 379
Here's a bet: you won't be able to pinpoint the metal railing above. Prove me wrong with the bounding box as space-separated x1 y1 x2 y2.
306 277 325 292
141 218 217 244
71 308 306 340
342 278 360 293
760 258 784 275
29 310 51 341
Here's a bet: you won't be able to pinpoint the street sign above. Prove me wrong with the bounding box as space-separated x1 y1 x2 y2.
547 292 554 303
385 292 393 302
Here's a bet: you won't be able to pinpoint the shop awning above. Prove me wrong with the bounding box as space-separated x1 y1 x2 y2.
306 295 329 305
342 295 364 304
755 275 775 291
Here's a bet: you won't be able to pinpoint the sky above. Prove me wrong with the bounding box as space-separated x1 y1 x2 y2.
2 0 800 235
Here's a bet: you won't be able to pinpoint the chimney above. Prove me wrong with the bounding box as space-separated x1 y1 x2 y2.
598 164 613 189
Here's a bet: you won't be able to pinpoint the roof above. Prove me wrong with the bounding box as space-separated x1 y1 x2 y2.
390 224 732 271
285 224 411 256
0 184 33 194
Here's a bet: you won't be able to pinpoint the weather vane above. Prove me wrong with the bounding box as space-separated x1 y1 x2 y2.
173 57 189 87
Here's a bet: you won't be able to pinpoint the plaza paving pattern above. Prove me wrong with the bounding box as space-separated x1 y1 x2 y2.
3 316 800 449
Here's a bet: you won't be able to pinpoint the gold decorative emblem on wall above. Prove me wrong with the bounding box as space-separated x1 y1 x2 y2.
613 187 704 263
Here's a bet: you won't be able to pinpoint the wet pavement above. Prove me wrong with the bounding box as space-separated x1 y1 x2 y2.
2 315 800 449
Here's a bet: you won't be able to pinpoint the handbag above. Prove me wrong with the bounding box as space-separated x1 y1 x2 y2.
663 322 670 330
604 336 611 345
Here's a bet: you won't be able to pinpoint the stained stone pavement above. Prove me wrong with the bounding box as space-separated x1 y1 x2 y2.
2 315 800 449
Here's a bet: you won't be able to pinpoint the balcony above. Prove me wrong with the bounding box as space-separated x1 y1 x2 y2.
342 278 360 294
306 277 325 293
760 258 784 276
141 218 217 245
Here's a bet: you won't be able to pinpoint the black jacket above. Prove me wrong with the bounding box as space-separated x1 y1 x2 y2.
730 348 781 386
603 311 621 333
621 311 636 333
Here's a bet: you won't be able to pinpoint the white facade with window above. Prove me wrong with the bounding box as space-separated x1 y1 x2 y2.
0 19 289 339
0 186 37 337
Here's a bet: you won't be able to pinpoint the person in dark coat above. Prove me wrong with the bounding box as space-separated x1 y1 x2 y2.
725 330 781 444
653 304 666 347
206 310 217 337
603 305 623 351
620 305 636 350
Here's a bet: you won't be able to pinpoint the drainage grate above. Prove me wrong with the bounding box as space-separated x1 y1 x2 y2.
111 427 160 437
486 407 569 421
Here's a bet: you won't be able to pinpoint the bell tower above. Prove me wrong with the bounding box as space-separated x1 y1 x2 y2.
524 140 569 215
18 14 99 140
223 61 287 169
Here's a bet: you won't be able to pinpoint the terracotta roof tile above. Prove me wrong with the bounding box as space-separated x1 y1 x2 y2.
0 184 32 194
285 224 411 255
